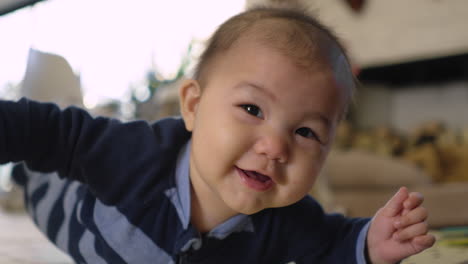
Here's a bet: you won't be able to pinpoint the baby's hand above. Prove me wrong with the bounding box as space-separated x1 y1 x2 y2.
367 187 436 264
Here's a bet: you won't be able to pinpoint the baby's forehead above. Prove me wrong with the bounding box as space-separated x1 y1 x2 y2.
233 19 352 85
228 21 353 110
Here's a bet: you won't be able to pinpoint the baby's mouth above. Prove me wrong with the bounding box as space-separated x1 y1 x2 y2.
243 170 271 182
235 167 274 191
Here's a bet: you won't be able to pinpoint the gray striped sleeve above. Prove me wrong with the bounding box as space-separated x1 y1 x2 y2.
93 200 175 264
79 230 108 264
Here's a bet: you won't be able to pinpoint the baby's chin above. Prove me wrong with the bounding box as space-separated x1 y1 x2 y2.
224 198 267 215
238 208 263 215
226 197 299 215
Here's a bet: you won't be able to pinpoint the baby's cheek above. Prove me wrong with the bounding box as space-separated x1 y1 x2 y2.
300 148 327 173
290 165 318 192
224 123 257 155
279 174 315 207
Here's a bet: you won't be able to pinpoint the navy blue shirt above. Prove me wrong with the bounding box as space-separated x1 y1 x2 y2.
1 98 370 263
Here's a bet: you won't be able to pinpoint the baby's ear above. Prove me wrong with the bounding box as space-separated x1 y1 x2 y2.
179 79 201 132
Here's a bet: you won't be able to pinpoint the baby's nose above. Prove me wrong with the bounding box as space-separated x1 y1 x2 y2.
254 131 289 163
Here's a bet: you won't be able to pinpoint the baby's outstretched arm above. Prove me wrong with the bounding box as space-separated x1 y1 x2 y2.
366 187 436 264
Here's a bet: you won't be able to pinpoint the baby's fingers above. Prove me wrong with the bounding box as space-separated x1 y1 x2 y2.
381 187 409 217
394 221 430 241
413 234 436 249
405 234 437 255
395 206 428 229
402 192 424 216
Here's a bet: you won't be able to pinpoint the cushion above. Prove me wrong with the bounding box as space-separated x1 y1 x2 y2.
323 150 431 189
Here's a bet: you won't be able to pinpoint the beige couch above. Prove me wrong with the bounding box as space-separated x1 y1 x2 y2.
319 150 468 228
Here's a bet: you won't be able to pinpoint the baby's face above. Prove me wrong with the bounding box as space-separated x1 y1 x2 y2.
187 37 349 216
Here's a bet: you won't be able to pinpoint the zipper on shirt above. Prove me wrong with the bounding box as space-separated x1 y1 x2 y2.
177 232 203 263
177 252 189 264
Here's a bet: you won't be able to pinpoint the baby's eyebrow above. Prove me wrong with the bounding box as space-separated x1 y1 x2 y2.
304 112 331 129
234 81 277 102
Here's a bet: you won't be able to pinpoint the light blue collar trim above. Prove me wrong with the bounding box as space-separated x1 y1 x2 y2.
174 141 192 229
207 214 254 239
167 140 255 236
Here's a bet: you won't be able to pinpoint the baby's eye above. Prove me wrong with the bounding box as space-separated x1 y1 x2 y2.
240 104 264 119
295 127 320 141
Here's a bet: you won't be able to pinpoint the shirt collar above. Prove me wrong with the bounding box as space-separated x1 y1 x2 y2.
174 140 192 229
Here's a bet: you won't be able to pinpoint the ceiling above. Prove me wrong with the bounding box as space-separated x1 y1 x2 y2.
0 0 45 16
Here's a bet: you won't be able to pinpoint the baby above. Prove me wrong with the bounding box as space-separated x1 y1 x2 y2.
0 6 434 264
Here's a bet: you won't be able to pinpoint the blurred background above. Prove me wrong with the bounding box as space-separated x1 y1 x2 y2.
1 0 468 263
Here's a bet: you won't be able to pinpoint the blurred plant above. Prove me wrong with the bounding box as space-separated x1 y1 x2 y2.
130 40 194 120
131 41 193 105
0 82 21 100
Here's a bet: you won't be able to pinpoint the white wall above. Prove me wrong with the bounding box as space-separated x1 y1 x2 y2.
392 82 468 132
354 82 468 133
